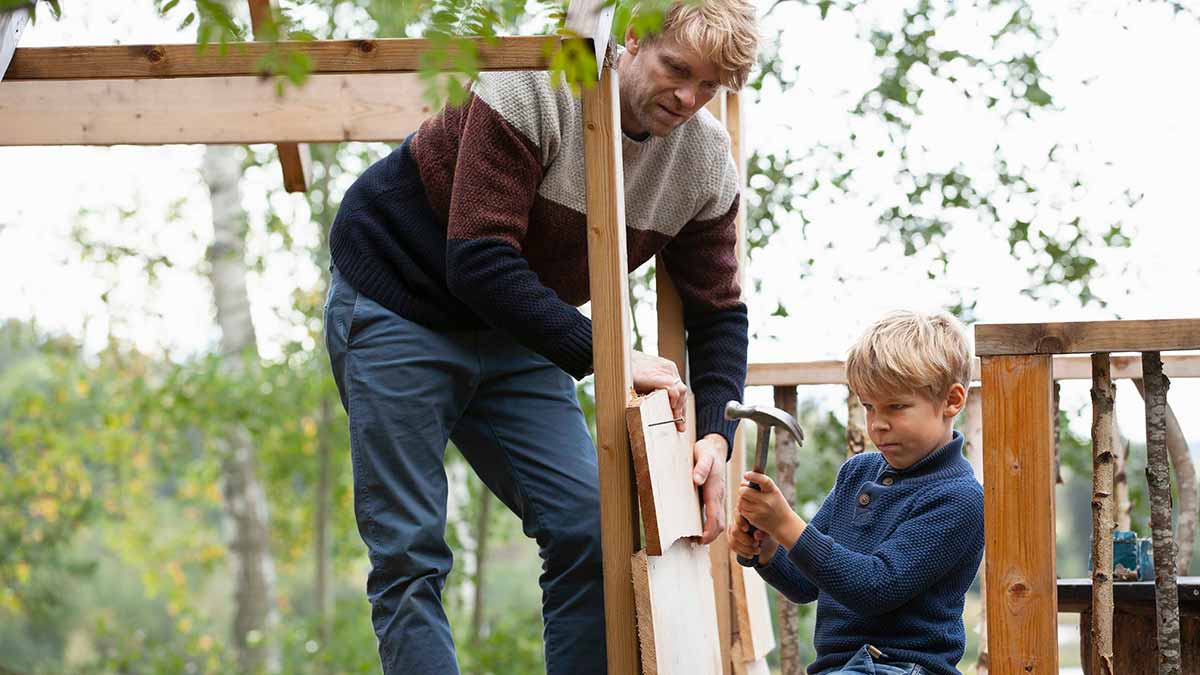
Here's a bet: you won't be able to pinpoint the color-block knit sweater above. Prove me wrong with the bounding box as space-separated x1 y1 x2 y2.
755 432 984 675
328 70 748 447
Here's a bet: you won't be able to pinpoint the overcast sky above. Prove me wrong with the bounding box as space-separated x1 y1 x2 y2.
1 0 1197 448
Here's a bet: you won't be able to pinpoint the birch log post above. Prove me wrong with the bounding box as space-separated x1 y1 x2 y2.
1053 382 1063 485
1113 415 1133 532
846 388 867 459
963 386 987 675
1089 354 1115 675
771 385 803 675
1141 351 1181 675
1134 377 1197 574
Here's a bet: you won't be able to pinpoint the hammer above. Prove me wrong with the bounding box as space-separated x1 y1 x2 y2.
725 401 806 567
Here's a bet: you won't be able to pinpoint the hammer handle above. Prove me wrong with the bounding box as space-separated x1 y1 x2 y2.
736 481 763 567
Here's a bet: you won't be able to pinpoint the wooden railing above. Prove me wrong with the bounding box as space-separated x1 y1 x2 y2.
744 335 1200 675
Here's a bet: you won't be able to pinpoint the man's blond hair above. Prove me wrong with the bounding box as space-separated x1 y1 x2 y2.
846 310 973 401
634 0 760 90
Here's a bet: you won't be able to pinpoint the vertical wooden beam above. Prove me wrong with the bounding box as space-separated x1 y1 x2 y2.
1090 353 1116 675
1142 351 1182 675
246 0 312 192
772 385 803 675
981 354 1058 674
0 5 32 81
963 385 988 675
582 61 640 675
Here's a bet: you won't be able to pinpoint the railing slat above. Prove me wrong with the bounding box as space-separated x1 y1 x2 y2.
1090 353 1116 675
1142 351 1182 675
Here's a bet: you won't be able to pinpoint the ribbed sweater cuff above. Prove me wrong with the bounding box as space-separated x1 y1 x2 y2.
788 521 835 576
557 317 594 380
697 404 738 461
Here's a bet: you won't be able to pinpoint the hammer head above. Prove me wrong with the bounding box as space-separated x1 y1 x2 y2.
724 401 805 446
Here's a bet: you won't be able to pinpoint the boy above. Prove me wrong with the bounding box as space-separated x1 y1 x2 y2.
731 310 984 675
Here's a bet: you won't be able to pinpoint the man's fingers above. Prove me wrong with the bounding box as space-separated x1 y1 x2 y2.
693 449 713 486
669 380 687 432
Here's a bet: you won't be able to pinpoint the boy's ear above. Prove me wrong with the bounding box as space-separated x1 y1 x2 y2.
625 25 640 54
943 383 967 418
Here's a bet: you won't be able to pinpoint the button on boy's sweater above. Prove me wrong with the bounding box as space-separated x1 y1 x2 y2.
756 431 984 675
328 70 748 449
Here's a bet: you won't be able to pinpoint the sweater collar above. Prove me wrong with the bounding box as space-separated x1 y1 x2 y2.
876 430 968 483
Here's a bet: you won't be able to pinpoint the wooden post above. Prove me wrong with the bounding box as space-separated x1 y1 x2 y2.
772 385 803 675
582 61 641 675
963 386 988 675
981 354 1058 674
1142 351 1182 675
246 0 313 192
1090 353 1116 675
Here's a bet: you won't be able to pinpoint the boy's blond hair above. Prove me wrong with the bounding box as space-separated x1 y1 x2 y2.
633 0 760 90
846 310 973 401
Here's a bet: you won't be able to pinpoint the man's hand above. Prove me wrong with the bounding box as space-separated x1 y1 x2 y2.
738 471 806 548
631 350 687 432
729 515 777 566
693 433 729 544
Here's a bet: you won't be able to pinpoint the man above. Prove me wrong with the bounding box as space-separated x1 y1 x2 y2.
324 1 759 672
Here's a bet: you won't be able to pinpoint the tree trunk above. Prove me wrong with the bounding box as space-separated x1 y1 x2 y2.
315 395 332 649
1053 381 1063 485
202 144 280 675
1134 378 1197 574
470 490 492 647
772 385 803 675
1113 415 1133 532
1140 352 1181 675
1089 354 1115 675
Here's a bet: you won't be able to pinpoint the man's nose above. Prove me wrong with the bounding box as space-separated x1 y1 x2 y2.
675 84 696 110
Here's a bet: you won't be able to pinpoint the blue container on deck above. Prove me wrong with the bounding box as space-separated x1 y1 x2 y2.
1094 530 1154 581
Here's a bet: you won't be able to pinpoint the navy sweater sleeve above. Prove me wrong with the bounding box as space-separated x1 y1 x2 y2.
786 482 985 616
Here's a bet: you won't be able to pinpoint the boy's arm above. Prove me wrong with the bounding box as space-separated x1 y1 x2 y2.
785 483 984 616
753 485 836 604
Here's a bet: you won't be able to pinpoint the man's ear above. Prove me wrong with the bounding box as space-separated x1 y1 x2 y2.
625 25 640 55
944 383 967 418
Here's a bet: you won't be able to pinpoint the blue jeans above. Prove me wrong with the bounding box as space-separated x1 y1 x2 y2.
324 268 606 674
817 645 924 675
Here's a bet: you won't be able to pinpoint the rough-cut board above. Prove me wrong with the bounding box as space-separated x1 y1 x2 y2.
632 539 722 675
981 354 1058 673
1 6 32 81
0 73 430 146
975 318 1200 357
5 36 557 80
729 552 776 662
627 390 702 556
745 353 1200 387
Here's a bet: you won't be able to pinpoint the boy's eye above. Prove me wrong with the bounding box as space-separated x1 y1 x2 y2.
890 404 907 411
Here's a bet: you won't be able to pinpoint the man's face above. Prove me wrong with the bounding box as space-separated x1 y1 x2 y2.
618 28 723 137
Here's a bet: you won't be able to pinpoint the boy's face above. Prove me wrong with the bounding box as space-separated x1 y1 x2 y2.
617 28 723 137
859 383 966 470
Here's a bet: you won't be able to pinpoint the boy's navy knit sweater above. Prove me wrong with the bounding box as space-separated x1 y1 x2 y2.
328 69 747 450
756 431 984 675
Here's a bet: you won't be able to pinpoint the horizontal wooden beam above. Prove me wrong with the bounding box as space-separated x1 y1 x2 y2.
0 73 430 145
4 36 556 81
745 353 1200 388
976 319 1200 357
1057 577 1200 615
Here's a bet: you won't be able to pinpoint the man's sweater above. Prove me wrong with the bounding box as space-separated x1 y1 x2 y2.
328 70 748 447
756 431 984 675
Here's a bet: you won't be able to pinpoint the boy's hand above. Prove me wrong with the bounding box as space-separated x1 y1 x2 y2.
730 515 777 566
738 471 806 548
692 434 728 544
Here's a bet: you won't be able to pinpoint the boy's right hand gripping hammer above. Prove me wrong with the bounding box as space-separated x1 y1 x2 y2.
724 401 806 567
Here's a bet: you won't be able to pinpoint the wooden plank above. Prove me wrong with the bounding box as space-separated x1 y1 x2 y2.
247 0 313 193
563 0 615 74
582 63 640 675
1090 354 1117 675
1 6 32 81
728 552 776 662
1058 578 1200 614
744 353 1200 387
655 258 687 379
976 319 1200 357
627 390 702 556
0 73 430 145
5 35 557 80
1079 610 1200 675
982 354 1058 674
632 539 723 675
